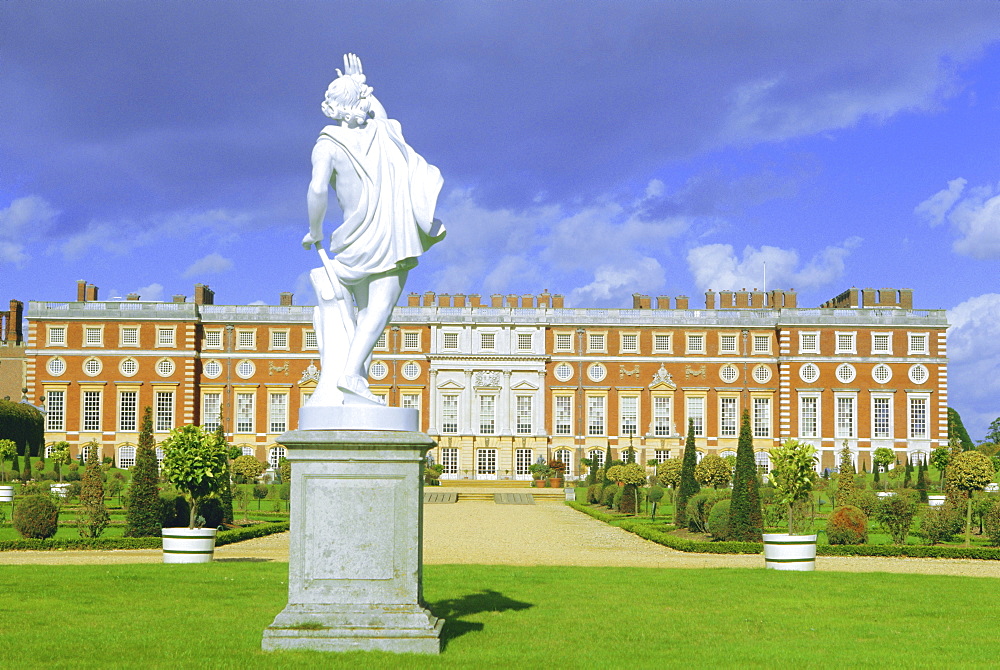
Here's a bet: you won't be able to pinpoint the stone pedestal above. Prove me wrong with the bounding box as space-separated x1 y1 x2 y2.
261 426 442 654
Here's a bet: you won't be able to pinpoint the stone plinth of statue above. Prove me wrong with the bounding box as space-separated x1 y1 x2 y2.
261 422 442 654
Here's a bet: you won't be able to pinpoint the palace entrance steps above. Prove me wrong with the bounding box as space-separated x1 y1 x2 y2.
426 479 568 503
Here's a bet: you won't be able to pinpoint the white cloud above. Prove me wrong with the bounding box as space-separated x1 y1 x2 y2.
0 195 59 266
569 257 666 305
134 283 164 301
915 177 966 226
916 179 1000 258
947 293 1000 440
182 252 233 278
686 237 861 292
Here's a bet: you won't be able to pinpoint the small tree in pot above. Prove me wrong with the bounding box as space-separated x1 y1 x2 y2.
160 425 229 529
770 439 818 535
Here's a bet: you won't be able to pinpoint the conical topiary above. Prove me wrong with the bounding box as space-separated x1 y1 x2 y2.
728 409 762 541
674 418 700 527
124 407 162 537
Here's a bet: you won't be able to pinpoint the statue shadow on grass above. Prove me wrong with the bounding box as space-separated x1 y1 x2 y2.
429 590 533 650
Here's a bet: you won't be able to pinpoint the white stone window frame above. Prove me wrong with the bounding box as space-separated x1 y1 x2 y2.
235 328 256 350
908 332 930 355
718 332 739 354
303 329 319 350
156 326 177 348
119 357 139 378
402 330 422 351
872 363 892 384
441 330 461 350
236 359 256 379
834 392 857 439
373 331 388 350
685 395 706 437
835 363 857 384
799 363 820 383
235 391 255 433
268 392 289 434
652 394 672 437
619 394 640 437
83 325 104 347
269 328 290 351
46 357 67 377
798 331 820 355
203 359 223 379
907 393 931 440
871 331 892 355
155 357 175 378
587 331 607 354
369 360 389 380
479 330 498 352
117 445 136 470
719 396 739 437
203 328 224 349
652 332 672 354
401 392 421 424
686 332 706 355
401 360 421 380
587 362 607 382
553 331 575 353
586 394 607 436
752 364 772 385
47 325 68 347
117 389 139 433
908 363 929 385
553 362 574 382
871 393 894 440
119 325 141 348
83 357 103 377
835 331 856 355
553 394 574 435
619 331 640 354
719 364 740 384
45 388 66 431
752 333 771 354
797 392 821 439
516 331 534 352
752 396 771 438
154 389 175 433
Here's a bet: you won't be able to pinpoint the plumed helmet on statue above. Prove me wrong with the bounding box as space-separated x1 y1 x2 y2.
322 68 373 124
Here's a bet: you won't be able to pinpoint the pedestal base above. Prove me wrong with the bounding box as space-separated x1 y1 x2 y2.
262 427 441 655
262 603 443 654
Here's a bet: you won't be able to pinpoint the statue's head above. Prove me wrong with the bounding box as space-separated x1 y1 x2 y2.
322 73 373 125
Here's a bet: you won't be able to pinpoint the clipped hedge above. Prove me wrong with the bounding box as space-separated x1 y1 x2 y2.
0 521 289 552
566 501 1000 560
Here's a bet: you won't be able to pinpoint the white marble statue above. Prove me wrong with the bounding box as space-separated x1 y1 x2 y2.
302 54 445 414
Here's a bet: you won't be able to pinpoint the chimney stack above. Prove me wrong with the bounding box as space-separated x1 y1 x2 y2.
85 283 99 302
77 280 88 302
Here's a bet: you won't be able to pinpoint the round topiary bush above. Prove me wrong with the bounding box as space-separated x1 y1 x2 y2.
826 505 868 545
601 484 617 508
13 494 59 539
707 498 731 539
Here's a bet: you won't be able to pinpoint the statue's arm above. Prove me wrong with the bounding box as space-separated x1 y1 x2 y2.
368 95 387 120
303 141 335 250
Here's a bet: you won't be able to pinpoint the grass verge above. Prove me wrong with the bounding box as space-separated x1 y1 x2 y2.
2 562 1000 668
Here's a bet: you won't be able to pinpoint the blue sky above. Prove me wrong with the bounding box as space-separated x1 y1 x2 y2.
2 1 1000 437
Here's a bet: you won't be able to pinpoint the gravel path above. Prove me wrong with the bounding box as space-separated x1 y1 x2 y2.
3 502 1000 578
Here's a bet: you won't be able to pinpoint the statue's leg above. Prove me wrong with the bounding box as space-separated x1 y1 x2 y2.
308 267 352 407
341 269 408 381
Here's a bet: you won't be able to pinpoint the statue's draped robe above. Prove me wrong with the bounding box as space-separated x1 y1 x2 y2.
320 118 445 284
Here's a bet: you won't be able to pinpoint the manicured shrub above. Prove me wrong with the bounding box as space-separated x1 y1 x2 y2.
13 494 59 539
920 502 963 545
657 459 682 489
612 486 625 512
124 406 161 537
983 498 1000 546
252 484 269 509
695 453 731 489
197 496 224 529
826 505 868 545
707 499 731 539
728 409 762 541
160 491 189 528
601 484 617 508
587 483 602 504
77 444 109 538
874 492 918 544
619 484 639 515
686 490 730 533
232 455 267 483
841 489 878 518
647 485 665 520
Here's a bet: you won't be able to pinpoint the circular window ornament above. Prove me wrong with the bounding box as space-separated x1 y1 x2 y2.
156 358 175 377
835 363 856 384
369 360 388 380
909 364 929 385
872 364 892 384
401 361 420 380
719 364 739 383
119 358 138 377
587 363 607 382
83 357 103 377
236 359 255 379
554 362 574 382
46 357 66 377
203 359 222 379
752 365 772 384
799 363 819 383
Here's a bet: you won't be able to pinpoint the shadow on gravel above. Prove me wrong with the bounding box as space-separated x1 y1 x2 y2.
430 589 533 650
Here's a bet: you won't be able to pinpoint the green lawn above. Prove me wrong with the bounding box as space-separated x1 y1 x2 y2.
2 563 999 668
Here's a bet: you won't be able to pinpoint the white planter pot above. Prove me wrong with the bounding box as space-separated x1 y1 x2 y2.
927 495 947 508
162 527 218 564
876 491 896 499
762 533 817 571
0 485 13 502
51 483 71 498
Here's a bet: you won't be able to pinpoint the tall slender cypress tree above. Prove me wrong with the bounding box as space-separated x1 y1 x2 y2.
77 443 109 538
728 409 762 541
215 422 234 527
124 407 162 537
915 460 929 503
674 418 700 527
